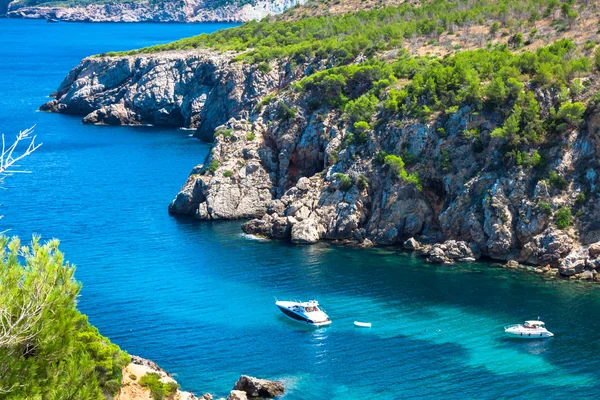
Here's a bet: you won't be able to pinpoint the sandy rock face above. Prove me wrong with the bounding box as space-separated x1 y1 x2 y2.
116 356 199 400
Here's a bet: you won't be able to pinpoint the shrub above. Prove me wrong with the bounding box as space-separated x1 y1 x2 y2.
515 150 542 168
139 373 179 400
537 201 553 215
357 174 369 190
554 206 572 229
570 79 584 97
257 62 271 73
548 171 567 189
260 94 275 106
334 173 353 191
490 21 500 35
384 154 422 189
440 149 451 172
216 128 233 138
223 170 233 178
345 94 378 123
384 154 405 176
277 103 297 121
556 102 586 126
374 151 389 165
576 192 586 205
584 40 597 51
246 132 256 141
353 121 370 145
207 160 219 174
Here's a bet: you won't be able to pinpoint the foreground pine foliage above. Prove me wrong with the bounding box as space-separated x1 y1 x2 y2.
0 236 130 399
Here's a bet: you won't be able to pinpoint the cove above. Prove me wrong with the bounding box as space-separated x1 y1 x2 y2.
2 19 600 399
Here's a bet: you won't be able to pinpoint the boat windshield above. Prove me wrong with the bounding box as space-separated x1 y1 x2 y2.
524 322 543 328
304 306 319 312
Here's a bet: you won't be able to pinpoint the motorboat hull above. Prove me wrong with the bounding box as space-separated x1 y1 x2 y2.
504 326 554 338
276 301 331 327
505 331 554 338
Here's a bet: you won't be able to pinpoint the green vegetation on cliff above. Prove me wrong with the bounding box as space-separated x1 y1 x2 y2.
292 38 592 165
112 0 589 65
0 236 130 399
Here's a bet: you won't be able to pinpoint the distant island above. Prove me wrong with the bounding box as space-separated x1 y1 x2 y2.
1 0 305 22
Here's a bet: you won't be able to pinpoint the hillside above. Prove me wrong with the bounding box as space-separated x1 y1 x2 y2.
42 0 600 281
3 0 305 22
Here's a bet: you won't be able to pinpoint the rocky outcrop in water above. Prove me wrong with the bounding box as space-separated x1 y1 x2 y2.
6 0 304 22
43 47 600 282
233 375 285 398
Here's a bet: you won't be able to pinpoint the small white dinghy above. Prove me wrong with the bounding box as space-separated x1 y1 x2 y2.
354 321 372 328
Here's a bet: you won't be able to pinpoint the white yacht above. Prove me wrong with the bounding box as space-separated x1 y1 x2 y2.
275 300 332 327
504 320 554 338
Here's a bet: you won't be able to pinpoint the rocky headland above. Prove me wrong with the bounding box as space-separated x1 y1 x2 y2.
4 0 303 22
40 1 600 282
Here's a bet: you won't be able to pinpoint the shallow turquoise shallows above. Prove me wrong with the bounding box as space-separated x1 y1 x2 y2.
2 19 600 400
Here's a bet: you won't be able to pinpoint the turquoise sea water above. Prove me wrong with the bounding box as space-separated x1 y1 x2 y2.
2 18 600 399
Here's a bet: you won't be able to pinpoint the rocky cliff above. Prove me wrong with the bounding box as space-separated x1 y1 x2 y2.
6 0 303 22
42 35 600 282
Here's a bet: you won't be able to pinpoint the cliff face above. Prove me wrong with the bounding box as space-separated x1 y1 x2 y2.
43 48 600 281
6 0 304 22
40 50 300 140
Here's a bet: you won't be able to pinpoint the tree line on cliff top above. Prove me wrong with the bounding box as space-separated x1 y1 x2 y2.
111 0 591 65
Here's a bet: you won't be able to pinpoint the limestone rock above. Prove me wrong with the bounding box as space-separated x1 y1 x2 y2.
227 390 248 400
403 237 420 250
291 217 324 244
233 376 285 398
428 247 451 264
559 247 589 276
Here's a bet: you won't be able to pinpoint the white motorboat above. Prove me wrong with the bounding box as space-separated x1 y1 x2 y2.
504 320 554 338
276 300 331 327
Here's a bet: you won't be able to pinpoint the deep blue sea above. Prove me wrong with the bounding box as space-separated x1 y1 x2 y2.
2 18 600 399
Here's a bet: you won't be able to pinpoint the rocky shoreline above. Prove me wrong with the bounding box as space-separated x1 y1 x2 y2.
41 47 600 283
4 0 304 22
120 356 285 400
